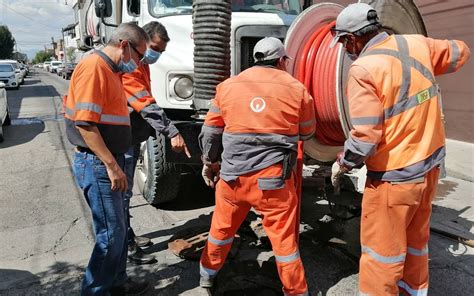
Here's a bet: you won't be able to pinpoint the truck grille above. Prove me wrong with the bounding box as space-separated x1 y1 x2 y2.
240 37 260 72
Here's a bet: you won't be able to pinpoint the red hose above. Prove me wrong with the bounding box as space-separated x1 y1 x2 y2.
294 20 345 146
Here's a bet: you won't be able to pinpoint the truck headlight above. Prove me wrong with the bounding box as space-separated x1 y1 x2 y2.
170 75 193 100
10 75 15 79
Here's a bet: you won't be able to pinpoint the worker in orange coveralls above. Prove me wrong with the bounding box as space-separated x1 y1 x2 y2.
330 3 470 295
198 37 316 296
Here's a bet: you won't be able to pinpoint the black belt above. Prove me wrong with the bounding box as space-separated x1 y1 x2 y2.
75 146 121 158
75 146 95 155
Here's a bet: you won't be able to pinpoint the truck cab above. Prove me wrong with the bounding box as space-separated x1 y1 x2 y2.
74 0 302 205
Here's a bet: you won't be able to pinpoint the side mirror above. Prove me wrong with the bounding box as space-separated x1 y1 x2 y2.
0 82 5 88
94 0 112 18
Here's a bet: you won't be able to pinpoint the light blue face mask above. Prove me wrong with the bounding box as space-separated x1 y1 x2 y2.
141 48 161 65
118 44 138 73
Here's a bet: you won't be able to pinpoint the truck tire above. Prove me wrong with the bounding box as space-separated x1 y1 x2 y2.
136 134 181 205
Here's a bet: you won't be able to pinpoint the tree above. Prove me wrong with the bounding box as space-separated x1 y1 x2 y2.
0 25 16 59
65 47 76 63
32 50 54 64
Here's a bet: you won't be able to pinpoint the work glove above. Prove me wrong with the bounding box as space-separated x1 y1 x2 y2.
202 163 220 188
331 152 349 195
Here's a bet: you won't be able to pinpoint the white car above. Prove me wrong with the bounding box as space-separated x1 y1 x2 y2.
0 60 23 85
43 61 51 72
0 63 19 90
50 61 63 74
0 81 11 142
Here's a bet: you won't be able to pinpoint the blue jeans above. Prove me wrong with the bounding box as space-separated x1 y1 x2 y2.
124 144 140 244
73 151 128 296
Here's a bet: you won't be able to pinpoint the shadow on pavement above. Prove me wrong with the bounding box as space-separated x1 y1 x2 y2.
0 122 45 149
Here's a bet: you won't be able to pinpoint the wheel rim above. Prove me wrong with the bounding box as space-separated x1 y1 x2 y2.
135 140 149 193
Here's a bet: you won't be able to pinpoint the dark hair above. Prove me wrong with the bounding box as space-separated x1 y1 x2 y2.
353 10 381 37
255 58 279 67
142 21 170 42
108 22 149 47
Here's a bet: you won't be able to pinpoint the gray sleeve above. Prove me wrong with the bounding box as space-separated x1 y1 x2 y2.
198 125 223 164
341 135 377 169
140 103 179 138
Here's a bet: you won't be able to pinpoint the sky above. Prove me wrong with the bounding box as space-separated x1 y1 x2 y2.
0 0 75 60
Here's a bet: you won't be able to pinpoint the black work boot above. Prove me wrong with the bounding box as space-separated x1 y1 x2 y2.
128 243 155 265
134 236 152 248
110 277 149 295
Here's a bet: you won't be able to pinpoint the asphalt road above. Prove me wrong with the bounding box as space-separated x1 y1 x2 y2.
0 71 473 295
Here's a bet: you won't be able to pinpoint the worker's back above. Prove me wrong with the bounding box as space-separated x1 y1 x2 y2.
202 65 315 182
351 33 470 181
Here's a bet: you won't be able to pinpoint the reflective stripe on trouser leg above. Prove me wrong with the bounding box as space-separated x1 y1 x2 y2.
401 167 440 295
199 179 251 279
254 172 308 296
359 178 426 295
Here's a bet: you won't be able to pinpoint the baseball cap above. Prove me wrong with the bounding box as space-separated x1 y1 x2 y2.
253 37 289 63
329 3 379 48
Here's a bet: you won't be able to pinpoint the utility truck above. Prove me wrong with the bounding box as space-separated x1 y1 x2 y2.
74 0 303 205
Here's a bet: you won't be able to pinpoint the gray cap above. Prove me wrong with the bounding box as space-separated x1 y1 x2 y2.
329 3 378 48
253 37 289 63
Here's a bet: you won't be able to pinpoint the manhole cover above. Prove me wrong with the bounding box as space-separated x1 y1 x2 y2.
168 226 240 261
212 260 283 296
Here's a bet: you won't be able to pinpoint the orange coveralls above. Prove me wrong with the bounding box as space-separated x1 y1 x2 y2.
199 65 316 296
340 32 470 295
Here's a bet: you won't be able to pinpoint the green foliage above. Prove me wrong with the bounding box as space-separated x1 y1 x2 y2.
32 50 54 64
0 25 16 59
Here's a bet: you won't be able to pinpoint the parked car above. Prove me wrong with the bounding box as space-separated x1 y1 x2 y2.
0 62 20 89
43 61 51 72
49 61 63 74
20 63 29 77
61 63 76 80
0 81 11 142
0 60 23 85
56 62 65 76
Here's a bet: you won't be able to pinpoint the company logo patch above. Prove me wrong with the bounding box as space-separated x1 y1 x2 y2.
416 89 430 104
250 97 266 113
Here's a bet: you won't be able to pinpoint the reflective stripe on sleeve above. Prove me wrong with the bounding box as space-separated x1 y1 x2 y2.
407 245 429 256
397 280 428 296
351 116 383 126
100 114 130 125
75 102 102 114
275 250 300 263
361 245 406 264
200 263 218 279
447 40 460 73
65 107 75 117
284 291 309 296
127 90 150 104
209 105 221 114
207 234 233 246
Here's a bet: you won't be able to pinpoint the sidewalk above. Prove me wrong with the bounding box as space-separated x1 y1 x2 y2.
445 139 474 182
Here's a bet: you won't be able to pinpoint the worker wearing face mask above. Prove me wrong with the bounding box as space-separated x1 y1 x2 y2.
330 3 470 295
121 21 191 265
65 23 150 295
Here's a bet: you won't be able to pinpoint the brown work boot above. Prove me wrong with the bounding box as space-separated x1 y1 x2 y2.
110 277 149 295
134 236 152 248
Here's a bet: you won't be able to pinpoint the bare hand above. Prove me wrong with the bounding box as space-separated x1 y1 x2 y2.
171 134 191 158
106 162 128 192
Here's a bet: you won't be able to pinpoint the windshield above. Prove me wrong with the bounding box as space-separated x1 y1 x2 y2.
0 64 14 72
149 0 301 17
